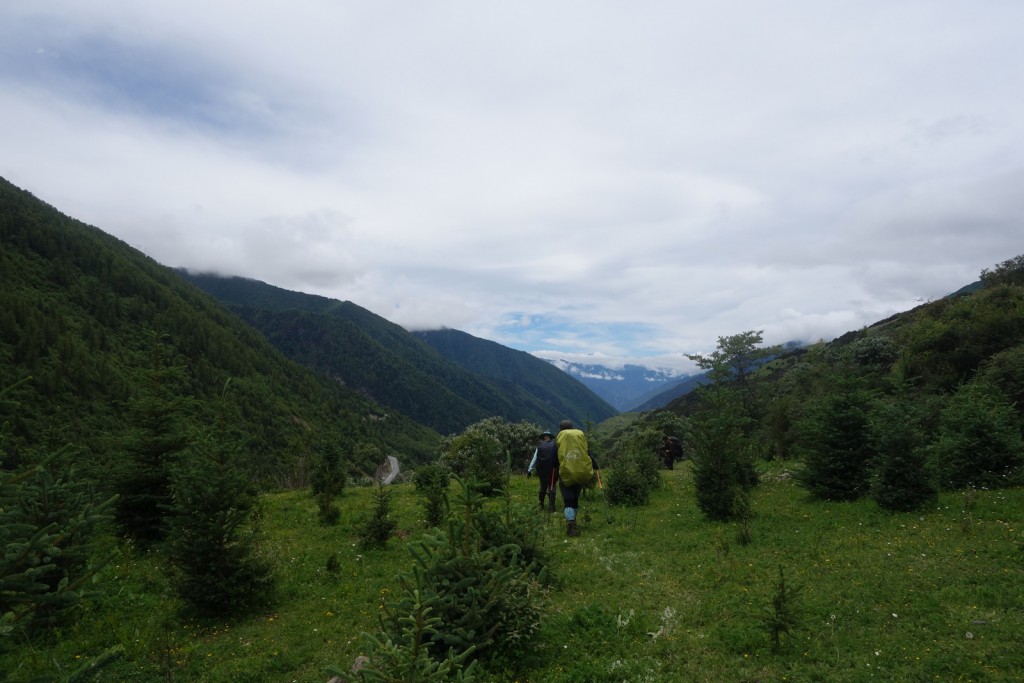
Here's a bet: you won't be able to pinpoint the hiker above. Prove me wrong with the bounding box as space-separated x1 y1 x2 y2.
660 435 684 469
526 430 559 512
556 419 598 537
667 436 683 469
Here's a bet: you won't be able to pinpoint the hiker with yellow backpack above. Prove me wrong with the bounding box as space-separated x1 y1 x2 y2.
556 419 599 537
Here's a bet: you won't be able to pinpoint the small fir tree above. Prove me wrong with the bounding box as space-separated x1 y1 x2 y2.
378 478 547 666
166 385 273 617
794 377 875 501
687 387 759 521
868 395 937 512
329 581 477 682
311 441 347 526
359 483 398 549
927 380 1024 490
1 383 116 635
605 430 661 506
758 565 803 652
113 336 190 547
414 463 451 527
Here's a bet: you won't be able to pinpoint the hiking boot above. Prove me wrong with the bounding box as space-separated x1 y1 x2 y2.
567 520 579 537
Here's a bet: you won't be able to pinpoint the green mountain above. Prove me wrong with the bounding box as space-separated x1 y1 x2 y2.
180 273 617 433
0 177 439 484
413 328 618 428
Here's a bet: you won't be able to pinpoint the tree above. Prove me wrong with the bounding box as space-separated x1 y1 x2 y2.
868 393 937 512
605 427 662 505
979 253 1024 287
329 583 478 682
1 382 116 637
378 479 547 667
113 334 191 546
687 387 759 521
166 384 273 617
311 440 347 526
359 483 398 549
794 377 875 501
437 418 538 497
927 380 1024 491
414 463 451 527
686 331 780 416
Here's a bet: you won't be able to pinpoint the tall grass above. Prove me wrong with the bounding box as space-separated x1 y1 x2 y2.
7 461 1022 682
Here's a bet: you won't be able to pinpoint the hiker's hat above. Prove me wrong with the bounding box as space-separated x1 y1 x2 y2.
541 430 554 438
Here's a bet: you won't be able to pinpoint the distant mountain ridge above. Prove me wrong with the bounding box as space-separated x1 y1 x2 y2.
182 273 616 433
544 361 684 412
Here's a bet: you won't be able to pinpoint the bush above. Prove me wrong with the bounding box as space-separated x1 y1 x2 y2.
167 429 274 617
794 380 874 501
413 463 451 527
868 395 937 512
1 446 116 633
606 448 660 506
688 388 759 521
927 380 1024 490
438 431 506 497
378 481 548 666
330 586 478 682
311 442 346 526
604 427 662 506
847 335 900 368
359 483 398 549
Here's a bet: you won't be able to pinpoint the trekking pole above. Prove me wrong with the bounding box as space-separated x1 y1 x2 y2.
595 470 612 524
548 468 557 514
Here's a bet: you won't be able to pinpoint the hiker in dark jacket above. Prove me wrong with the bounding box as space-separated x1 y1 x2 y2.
660 435 684 469
526 431 558 512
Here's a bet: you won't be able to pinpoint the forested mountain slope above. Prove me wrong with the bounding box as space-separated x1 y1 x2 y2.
0 177 440 484
618 255 1024 496
182 273 616 433
413 328 618 427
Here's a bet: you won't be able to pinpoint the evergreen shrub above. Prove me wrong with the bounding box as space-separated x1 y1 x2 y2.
927 380 1024 490
378 480 548 667
167 427 274 617
413 462 451 527
794 381 874 501
688 388 759 520
359 483 398 549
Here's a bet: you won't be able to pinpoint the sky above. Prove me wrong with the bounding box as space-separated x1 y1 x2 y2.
2 1 1022 375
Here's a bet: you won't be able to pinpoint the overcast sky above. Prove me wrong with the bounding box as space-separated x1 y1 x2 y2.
2 1 1022 374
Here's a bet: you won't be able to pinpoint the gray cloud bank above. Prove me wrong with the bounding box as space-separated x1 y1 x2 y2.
2 1 1022 374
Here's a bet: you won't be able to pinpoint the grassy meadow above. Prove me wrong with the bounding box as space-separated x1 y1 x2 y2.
9 460 1023 682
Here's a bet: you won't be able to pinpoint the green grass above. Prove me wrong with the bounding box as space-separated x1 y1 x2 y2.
7 462 1023 682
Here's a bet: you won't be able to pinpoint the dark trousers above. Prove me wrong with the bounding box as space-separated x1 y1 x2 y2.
559 481 581 510
536 465 557 503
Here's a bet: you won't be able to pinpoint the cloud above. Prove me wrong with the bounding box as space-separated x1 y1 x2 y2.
2 1 1023 374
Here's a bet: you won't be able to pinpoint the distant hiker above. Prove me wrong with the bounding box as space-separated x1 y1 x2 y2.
660 435 684 470
526 431 559 512
556 419 598 537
